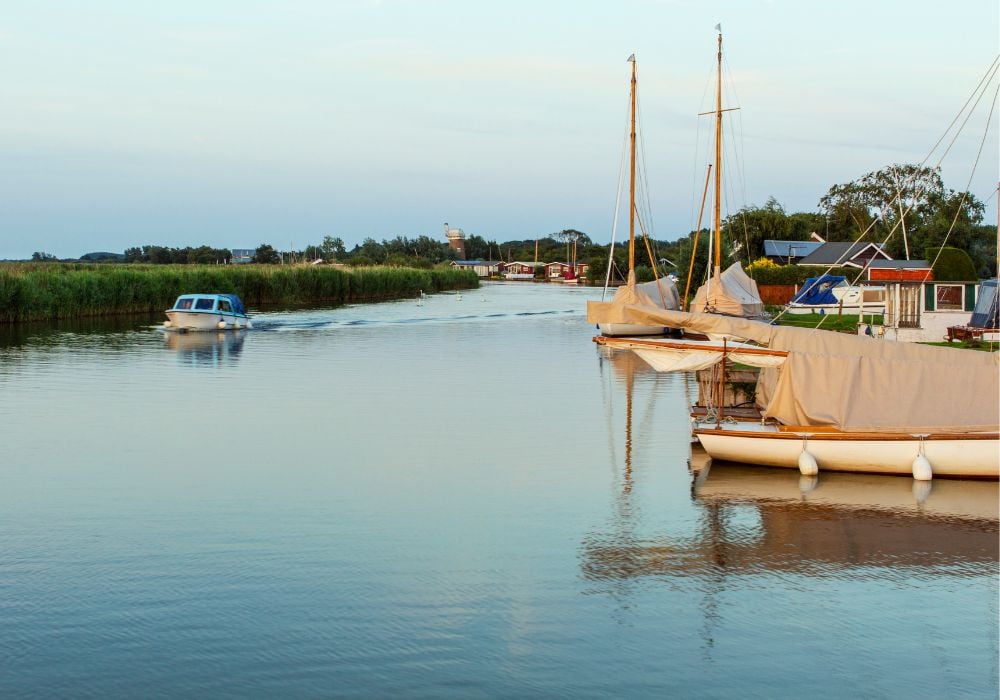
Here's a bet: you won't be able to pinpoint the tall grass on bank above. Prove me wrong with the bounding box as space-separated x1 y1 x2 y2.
0 263 479 323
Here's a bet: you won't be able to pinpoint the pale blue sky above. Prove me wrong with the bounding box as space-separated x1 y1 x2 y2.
1 0 997 259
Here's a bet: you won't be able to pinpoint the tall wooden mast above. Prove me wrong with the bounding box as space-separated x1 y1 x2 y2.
628 54 637 276
713 30 723 277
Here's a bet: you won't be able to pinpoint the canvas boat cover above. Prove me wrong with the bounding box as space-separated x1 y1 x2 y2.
586 302 1000 433
690 262 764 317
602 271 681 313
969 279 998 329
790 275 845 305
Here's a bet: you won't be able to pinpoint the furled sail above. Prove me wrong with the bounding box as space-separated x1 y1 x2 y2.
597 271 681 336
690 262 764 317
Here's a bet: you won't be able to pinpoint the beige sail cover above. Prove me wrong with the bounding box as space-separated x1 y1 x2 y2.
585 303 1000 433
598 271 680 323
690 263 764 317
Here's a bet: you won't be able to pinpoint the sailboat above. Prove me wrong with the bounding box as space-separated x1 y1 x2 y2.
589 303 999 479
687 29 764 318
597 54 682 337
588 29 999 480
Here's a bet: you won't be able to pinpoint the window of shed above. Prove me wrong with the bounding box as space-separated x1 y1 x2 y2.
935 285 963 310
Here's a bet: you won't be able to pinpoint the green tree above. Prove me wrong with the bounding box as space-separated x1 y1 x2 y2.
321 236 346 260
253 244 281 264
819 163 990 271
358 237 386 262
723 197 793 262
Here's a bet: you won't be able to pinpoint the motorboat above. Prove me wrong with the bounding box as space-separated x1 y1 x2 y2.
163 294 253 331
785 274 886 315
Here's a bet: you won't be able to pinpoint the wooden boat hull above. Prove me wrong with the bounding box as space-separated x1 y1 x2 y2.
694 427 999 478
598 323 672 337
164 310 253 331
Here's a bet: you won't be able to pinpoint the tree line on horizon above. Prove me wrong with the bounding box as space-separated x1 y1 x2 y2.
27 164 997 285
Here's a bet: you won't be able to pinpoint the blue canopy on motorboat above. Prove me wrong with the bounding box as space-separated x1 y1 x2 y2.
790 275 845 305
222 294 248 316
969 279 998 329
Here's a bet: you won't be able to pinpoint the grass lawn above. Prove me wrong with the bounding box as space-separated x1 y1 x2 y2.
772 312 881 333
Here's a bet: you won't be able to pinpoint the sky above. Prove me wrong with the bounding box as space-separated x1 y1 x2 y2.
1 0 997 259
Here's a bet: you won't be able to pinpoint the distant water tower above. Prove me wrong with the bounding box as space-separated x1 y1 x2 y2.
444 223 466 260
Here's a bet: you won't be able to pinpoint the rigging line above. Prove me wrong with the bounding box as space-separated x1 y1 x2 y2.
868 64 1000 277
639 121 657 242
772 69 999 327
603 94 632 299
690 57 719 230
634 206 667 306
720 101 752 267
721 53 749 210
877 63 1000 244
930 61 1000 171
919 55 1000 168
924 81 999 279
635 89 660 247
635 93 654 242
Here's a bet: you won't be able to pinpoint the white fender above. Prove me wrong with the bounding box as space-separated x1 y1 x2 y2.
798 449 818 476
912 454 933 481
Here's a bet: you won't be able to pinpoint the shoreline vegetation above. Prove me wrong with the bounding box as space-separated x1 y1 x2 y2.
0 263 479 324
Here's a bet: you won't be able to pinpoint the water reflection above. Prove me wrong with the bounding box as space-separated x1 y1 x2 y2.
691 465 999 571
583 463 998 583
163 330 247 367
583 342 998 585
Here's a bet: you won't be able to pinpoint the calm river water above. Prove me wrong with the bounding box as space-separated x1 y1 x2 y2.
1 282 997 698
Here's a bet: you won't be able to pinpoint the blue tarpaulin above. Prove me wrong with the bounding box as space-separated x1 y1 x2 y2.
969 279 998 329
790 275 845 305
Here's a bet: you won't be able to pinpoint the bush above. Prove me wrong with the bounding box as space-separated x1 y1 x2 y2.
926 247 977 281
746 263 860 286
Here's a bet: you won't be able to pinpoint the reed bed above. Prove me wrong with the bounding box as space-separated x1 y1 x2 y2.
0 263 478 323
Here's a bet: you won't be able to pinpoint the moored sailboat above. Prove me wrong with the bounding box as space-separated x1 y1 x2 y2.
598 54 682 337
687 28 764 319
588 302 999 479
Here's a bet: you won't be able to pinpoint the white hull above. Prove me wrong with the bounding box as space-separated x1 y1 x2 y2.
164 311 253 331
694 427 999 479
785 302 885 315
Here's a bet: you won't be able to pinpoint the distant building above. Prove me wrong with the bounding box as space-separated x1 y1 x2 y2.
797 241 890 268
544 261 590 280
450 260 501 278
231 248 255 264
762 240 824 264
504 261 545 280
865 259 933 283
444 223 466 260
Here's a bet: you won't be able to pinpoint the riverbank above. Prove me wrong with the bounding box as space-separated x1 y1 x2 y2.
0 263 478 323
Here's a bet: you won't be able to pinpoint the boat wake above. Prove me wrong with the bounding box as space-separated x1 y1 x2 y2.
247 308 578 332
